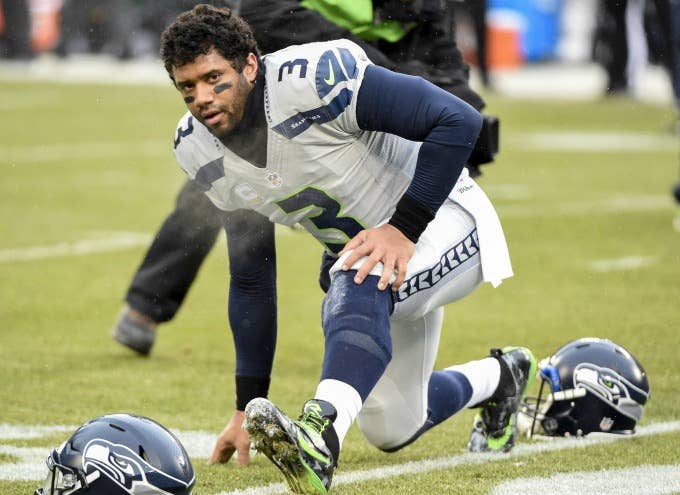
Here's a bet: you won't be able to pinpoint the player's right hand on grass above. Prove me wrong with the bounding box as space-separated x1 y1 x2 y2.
208 410 251 466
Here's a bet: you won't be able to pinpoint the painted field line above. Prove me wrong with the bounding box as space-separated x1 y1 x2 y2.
0 228 303 264
589 255 659 272
493 464 680 495
0 424 76 440
2 421 678 486
214 421 680 495
0 232 151 263
0 140 169 165
499 194 671 219
482 184 532 201
510 131 679 153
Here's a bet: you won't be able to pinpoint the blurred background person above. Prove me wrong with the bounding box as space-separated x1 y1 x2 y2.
671 0 680 129
111 0 501 357
593 0 672 97
673 180 680 230
593 0 650 96
671 0 679 231
0 0 33 60
55 0 138 59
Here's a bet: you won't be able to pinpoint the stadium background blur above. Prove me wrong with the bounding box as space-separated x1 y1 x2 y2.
1 1 680 495
1 0 678 120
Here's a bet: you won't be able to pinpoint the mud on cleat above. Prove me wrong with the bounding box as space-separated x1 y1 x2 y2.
244 398 339 494
468 346 537 453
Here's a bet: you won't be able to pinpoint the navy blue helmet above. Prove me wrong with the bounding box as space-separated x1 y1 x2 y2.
519 338 650 437
35 413 195 495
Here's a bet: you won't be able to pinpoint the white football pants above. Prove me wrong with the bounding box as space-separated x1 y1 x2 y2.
330 199 484 449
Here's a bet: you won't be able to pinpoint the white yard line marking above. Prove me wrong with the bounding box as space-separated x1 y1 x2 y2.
0 228 300 264
214 421 680 495
0 194 669 264
0 445 56 481
0 424 75 440
499 194 671 219
589 255 659 272
0 140 169 165
492 465 680 495
510 131 678 153
482 184 532 201
0 232 151 263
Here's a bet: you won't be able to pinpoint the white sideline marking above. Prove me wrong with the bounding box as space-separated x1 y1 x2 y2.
0 426 213 481
492 465 680 495
510 131 679 153
0 232 152 263
589 255 659 272
1 421 679 486
214 421 680 495
173 430 221 460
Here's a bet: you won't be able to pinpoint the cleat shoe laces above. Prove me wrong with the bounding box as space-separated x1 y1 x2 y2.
245 398 339 494
468 346 537 453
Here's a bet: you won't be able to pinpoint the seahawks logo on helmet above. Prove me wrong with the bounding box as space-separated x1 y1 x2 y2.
517 338 650 438
572 362 648 421
82 439 191 494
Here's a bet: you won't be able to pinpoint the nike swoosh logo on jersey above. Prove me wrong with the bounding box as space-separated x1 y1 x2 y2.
323 60 335 86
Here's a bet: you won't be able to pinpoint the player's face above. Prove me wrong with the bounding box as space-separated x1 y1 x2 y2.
173 48 258 139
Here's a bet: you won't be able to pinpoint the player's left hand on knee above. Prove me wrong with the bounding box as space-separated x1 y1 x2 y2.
339 224 414 291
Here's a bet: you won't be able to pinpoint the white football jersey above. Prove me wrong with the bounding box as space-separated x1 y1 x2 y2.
174 39 423 253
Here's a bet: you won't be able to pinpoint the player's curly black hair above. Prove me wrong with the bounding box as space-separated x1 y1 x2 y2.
160 4 259 82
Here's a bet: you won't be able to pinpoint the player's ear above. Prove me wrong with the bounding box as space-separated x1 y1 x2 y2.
243 52 258 84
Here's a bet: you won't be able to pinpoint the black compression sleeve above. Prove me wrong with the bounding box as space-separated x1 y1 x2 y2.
388 193 435 243
235 375 271 411
356 65 482 240
221 209 277 384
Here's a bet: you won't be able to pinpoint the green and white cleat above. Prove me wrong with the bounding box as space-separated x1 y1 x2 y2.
245 398 339 494
468 346 537 453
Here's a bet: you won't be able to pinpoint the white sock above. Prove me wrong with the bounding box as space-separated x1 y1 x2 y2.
446 357 500 408
315 379 362 447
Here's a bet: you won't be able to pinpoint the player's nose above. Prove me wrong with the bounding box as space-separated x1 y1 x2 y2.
194 82 215 106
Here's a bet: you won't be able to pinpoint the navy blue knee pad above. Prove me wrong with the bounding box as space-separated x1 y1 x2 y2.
321 270 394 401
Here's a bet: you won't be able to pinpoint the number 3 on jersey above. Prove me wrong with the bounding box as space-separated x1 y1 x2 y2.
276 187 364 253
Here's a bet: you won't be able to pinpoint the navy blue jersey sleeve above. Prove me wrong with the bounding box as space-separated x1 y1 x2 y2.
220 209 277 386
356 64 483 214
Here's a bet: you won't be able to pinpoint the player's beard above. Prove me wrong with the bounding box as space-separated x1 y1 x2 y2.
204 73 253 140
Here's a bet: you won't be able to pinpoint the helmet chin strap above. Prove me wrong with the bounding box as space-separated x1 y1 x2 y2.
528 376 547 439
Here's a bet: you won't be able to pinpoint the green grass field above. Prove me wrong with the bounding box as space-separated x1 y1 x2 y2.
1 77 679 495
